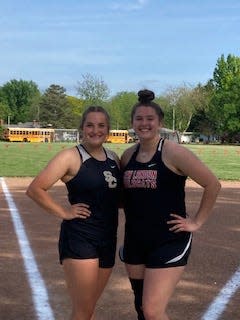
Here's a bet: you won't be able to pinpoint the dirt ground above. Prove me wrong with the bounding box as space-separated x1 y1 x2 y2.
0 178 240 320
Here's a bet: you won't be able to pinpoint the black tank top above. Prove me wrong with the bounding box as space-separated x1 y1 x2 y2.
63 144 121 241
123 139 187 242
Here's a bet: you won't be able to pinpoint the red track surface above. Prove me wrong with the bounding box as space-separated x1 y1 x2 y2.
0 178 240 320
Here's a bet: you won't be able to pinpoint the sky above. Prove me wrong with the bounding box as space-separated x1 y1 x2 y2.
1 0 240 97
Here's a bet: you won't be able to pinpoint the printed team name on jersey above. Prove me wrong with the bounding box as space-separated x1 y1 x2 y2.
103 171 117 188
124 170 157 189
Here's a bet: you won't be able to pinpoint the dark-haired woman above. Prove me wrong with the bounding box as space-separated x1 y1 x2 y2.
120 90 221 320
26 106 121 320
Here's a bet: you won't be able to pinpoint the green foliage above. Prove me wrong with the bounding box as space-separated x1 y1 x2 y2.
1 56 240 143
188 83 215 136
210 54 240 140
0 79 40 123
163 84 210 132
66 96 84 129
213 54 240 90
0 126 4 138
39 84 76 128
76 73 110 105
156 96 173 129
0 101 11 123
67 96 84 117
107 91 137 129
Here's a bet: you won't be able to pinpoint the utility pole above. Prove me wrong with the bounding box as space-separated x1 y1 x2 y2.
172 106 175 131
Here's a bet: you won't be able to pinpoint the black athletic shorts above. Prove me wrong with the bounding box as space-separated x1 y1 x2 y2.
58 222 117 268
119 232 192 268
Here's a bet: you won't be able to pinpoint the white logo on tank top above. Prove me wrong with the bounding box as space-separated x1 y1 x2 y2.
148 163 157 168
103 171 117 188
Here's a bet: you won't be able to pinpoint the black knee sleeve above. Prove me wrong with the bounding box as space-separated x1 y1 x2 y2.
129 278 145 320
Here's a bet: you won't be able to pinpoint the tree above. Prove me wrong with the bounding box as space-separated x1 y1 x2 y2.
152 95 171 129
209 54 240 141
0 101 11 124
0 79 40 124
39 84 75 128
107 91 137 129
188 81 216 138
66 95 85 128
76 73 109 105
163 84 209 132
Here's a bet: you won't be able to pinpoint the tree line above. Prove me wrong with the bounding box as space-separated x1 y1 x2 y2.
0 54 240 143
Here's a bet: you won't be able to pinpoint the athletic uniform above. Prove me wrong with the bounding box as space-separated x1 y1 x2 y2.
121 138 192 268
59 144 121 268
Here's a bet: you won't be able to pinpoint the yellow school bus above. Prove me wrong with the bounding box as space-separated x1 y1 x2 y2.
2 127 55 142
106 130 134 144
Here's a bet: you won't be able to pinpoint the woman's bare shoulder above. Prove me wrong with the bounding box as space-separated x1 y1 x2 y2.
121 143 138 167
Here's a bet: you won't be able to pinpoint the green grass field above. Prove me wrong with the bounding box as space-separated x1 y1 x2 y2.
0 142 239 180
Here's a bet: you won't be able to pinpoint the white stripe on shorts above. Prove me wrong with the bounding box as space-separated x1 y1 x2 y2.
165 233 192 264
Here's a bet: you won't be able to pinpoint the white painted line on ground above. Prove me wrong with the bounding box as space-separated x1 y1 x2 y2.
0 177 55 320
201 265 240 319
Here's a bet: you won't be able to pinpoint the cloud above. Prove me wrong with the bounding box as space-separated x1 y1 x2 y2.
110 0 148 11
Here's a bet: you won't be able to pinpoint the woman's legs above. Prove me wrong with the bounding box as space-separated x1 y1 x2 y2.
125 264 185 320
63 258 112 320
125 264 145 320
142 266 185 320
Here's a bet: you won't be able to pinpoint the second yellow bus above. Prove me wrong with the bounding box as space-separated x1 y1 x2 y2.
106 130 134 144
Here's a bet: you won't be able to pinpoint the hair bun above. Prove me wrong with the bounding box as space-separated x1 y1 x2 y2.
138 89 155 103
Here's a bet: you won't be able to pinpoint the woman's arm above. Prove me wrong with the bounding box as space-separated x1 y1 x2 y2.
165 142 221 232
26 148 90 220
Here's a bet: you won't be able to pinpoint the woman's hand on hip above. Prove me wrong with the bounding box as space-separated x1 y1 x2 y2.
64 203 91 220
167 213 201 233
